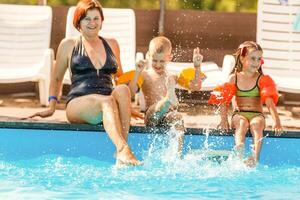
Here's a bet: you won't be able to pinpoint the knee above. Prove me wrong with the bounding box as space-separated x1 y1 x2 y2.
238 120 249 132
167 112 183 124
171 113 184 129
173 113 183 121
234 124 248 134
250 120 265 131
114 84 130 97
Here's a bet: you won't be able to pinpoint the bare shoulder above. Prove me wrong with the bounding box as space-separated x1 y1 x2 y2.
58 37 77 53
104 37 120 50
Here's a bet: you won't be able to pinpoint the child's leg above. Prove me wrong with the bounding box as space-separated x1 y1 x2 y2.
249 115 265 162
164 111 185 154
231 114 250 159
144 100 172 126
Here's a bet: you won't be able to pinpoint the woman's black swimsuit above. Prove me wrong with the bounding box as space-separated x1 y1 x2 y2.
67 36 118 104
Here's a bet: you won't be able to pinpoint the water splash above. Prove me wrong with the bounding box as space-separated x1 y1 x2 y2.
248 132 270 159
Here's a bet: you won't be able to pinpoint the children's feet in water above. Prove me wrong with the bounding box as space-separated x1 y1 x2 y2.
244 156 257 168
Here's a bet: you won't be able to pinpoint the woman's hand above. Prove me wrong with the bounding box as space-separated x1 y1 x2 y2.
26 108 55 119
131 108 144 120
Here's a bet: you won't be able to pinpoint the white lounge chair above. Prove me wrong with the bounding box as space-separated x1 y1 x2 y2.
63 7 139 84
0 4 54 106
257 0 300 93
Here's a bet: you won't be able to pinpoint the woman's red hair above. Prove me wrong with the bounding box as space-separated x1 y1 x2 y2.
73 0 104 31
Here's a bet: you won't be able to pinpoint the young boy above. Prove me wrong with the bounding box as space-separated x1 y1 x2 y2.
129 36 203 153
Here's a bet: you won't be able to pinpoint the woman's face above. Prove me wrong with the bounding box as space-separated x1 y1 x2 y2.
241 50 263 73
80 8 102 36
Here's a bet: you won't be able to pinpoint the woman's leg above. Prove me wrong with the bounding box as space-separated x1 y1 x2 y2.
249 115 265 163
66 94 140 165
112 84 131 141
231 114 250 159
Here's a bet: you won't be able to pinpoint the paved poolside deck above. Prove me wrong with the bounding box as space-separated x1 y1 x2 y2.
1 94 300 135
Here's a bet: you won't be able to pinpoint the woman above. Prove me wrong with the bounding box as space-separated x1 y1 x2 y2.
30 0 141 165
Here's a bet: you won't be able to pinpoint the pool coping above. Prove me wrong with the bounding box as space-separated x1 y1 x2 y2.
1 120 300 139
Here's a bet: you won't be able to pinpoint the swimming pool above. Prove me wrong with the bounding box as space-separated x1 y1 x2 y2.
0 125 300 199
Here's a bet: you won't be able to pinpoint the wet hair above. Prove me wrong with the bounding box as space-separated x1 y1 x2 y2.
230 41 263 75
73 0 104 31
148 36 172 56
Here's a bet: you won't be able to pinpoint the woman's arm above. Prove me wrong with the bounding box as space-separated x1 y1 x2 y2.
28 38 72 118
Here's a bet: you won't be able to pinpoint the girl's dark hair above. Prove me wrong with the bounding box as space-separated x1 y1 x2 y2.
230 41 263 75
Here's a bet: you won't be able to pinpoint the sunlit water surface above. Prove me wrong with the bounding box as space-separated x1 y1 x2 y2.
0 129 300 199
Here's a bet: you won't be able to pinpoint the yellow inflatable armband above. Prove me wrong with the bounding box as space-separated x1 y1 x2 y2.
116 70 144 88
177 68 206 90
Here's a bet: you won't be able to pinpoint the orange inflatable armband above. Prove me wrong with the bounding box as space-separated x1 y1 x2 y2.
116 70 144 88
208 83 237 105
259 75 279 104
177 68 207 90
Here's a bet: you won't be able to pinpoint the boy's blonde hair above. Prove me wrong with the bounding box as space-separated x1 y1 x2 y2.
148 36 172 56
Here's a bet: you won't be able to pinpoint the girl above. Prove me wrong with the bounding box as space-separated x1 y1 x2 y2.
209 41 283 167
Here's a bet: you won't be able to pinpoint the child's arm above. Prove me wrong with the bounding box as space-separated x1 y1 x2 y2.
259 75 282 135
189 47 203 91
209 74 236 131
128 59 147 98
218 103 230 131
265 98 283 136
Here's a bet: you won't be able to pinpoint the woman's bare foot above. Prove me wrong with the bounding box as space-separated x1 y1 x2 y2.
116 145 142 166
244 156 257 167
166 76 179 106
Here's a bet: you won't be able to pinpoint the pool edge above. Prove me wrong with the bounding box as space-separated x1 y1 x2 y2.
0 121 300 138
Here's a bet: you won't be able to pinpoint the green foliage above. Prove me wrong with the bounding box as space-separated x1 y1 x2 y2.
169 0 257 12
0 0 38 5
0 0 258 12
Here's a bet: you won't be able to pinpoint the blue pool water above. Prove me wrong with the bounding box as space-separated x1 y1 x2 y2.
0 128 300 199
